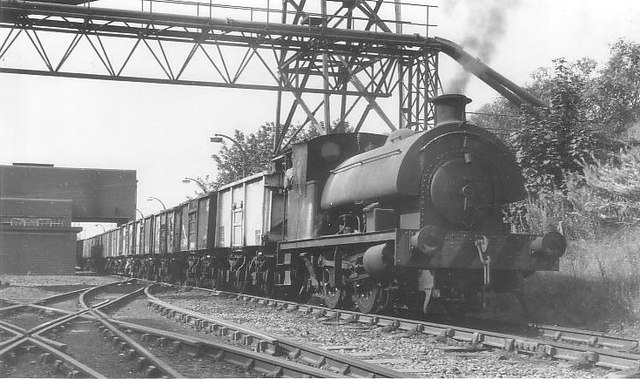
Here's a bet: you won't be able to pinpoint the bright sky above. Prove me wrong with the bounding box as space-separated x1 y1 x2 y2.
1 0 639 237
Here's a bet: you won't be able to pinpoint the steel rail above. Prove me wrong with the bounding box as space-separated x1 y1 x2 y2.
0 282 138 378
0 335 106 378
111 319 343 378
145 284 406 377
77 281 144 310
0 297 20 306
0 282 130 313
0 335 22 350
0 301 80 316
145 286 280 352
148 283 640 373
32 287 95 305
534 324 640 352
78 284 184 378
0 323 22 350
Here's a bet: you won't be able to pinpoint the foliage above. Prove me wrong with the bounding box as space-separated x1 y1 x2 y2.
587 39 640 136
509 58 596 194
583 148 640 199
581 147 640 224
468 98 518 142
203 120 346 189
520 150 640 328
208 123 278 189
475 42 640 196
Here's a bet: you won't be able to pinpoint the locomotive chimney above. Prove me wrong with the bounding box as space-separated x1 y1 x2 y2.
431 94 472 127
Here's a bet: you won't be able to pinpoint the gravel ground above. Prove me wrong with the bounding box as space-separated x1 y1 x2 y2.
0 275 119 287
0 275 120 303
2 309 62 330
156 289 613 378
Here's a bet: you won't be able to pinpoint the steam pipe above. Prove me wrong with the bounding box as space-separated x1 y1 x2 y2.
434 37 548 109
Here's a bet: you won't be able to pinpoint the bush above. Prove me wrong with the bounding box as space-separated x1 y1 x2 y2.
519 148 640 329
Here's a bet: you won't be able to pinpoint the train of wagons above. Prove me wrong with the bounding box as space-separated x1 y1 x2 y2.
78 94 566 314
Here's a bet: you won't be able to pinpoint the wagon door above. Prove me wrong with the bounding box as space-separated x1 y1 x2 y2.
232 185 244 247
187 200 198 251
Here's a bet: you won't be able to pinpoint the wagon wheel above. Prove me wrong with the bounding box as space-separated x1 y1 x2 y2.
354 279 381 314
322 267 345 309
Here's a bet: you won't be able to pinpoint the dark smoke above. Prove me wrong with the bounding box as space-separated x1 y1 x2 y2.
445 0 521 93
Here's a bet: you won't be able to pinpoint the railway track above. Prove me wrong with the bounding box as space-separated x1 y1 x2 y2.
0 281 134 377
143 285 404 377
1 279 403 378
142 279 640 376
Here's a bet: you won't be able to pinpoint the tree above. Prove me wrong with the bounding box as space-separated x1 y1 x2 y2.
204 120 347 189
469 97 519 143
587 39 640 137
510 58 595 194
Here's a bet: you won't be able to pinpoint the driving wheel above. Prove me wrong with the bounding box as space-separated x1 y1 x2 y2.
354 279 381 314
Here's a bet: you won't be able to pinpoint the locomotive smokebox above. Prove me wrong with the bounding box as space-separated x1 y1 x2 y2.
431 94 472 127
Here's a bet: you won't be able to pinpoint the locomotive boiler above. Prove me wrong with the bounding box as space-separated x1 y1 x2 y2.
275 94 566 313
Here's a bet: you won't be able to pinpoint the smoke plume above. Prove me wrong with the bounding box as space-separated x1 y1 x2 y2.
445 0 521 93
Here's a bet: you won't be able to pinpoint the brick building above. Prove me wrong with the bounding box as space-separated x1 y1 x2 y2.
0 198 80 274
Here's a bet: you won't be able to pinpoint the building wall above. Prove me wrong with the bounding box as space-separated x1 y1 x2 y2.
0 230 78 275
0 164 137 223
0 198 80 275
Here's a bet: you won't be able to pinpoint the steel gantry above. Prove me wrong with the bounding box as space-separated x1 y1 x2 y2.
0 0 544 154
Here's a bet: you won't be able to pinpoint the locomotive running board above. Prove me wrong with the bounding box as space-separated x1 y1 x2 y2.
278 230 398 251
278 228 560 271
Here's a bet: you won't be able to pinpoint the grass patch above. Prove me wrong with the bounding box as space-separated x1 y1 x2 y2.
523 227 640 330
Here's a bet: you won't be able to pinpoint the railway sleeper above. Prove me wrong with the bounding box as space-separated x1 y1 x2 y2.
224 354 255 373
39 352 53 364
145 364 160 377
135 356 150 371
124 348 138 362
298 352 326 368
66 369 82 378
182 343 202 358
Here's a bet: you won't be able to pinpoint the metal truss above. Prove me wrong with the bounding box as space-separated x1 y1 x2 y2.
0 1 543 153
272 0 440 151
0 0 441 152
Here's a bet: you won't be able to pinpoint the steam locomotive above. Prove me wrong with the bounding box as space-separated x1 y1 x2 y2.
79 94 566 314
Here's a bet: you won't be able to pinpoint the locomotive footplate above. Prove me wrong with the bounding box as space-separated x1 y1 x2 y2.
278 228 566 272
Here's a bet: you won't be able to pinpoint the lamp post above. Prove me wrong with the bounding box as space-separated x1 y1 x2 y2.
147 196 167 210
94 224 106 233
136 209 145 219
182 177 209 193
210 133 248 177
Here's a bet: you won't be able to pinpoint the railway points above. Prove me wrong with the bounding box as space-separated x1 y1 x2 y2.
0 276 405 377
